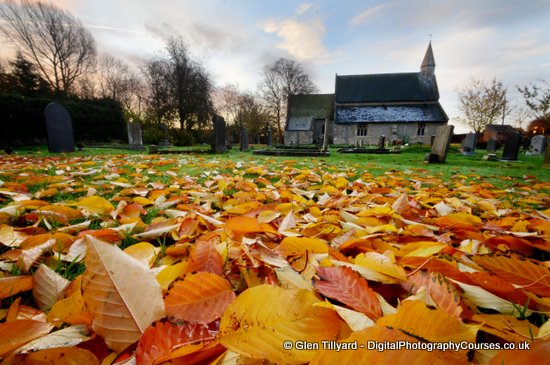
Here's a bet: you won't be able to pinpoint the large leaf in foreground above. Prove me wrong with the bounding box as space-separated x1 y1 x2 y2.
220 285 341 365
83 236 165 352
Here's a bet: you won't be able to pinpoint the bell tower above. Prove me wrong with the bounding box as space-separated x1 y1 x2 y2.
420 41 435 80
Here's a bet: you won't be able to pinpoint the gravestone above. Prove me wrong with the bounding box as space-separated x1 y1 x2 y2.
430 135 436 146
461 133 477 155
530 135 546 155
127 122 143 149
487 138 496 154
501 132 521 161
240 126 249 152
378 135 386 149
44 102 75 153
545 136 550 166
212 115 227 153
425 125 454 163
267 126 272 146
159 125 170 146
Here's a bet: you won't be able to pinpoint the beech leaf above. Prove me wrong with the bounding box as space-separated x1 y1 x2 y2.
82 235 165 352
32 264 70 311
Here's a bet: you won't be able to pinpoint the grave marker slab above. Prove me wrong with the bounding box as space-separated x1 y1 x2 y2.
501 132 521 161
44 102 74 153
240 127 249 152
127 122 143 149
212 115 227 153
530 135 546 155
461 133 477 155
426 125 454 163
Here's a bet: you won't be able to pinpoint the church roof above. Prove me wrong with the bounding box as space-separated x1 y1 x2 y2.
286 94 334 131
335 103 448 124
335 72 439 103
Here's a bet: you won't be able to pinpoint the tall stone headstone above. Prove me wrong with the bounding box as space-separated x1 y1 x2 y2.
487 138 496 154
240 126 249 152
212 115 227 153
426 125 454 163
44 102 74 153
501 132 521 161
461 133 477 155
530 135 546 155
127 122 143 149
159 125 170 146
267 126 273 146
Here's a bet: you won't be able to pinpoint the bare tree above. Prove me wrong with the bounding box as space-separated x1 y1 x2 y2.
456 78 509 134
141 57 173 125
0 0 96 96
165 37 213 131
99 54 143 112
259 58 317 142
517 80 550 122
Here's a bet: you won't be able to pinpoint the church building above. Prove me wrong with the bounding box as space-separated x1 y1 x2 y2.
284 42 449 145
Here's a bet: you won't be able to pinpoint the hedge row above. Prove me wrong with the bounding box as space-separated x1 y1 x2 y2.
0 94 127 146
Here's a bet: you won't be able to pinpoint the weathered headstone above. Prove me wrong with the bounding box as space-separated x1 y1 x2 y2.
127 122 143 149
430 135 436 146
378 135 386 149
159 125 170 146
240 126 249 152
267 126 272 146
461 133 477 155
487 138 496 153
530 135 546 155
212 115 227 153
544 136 550 166
425 125 454 163
44 102 75 153
501 132 521 161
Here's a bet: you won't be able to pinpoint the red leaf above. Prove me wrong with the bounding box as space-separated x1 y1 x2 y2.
315 266 381 319
185 239 223 275
136 320 214 365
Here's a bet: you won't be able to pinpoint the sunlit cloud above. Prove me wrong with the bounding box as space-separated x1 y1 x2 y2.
296 3 314 15
349 3 393 27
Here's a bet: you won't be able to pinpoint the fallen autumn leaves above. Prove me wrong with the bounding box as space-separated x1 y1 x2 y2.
0 153 549 364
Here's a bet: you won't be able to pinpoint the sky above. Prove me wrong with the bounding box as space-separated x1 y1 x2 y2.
3 0 550 133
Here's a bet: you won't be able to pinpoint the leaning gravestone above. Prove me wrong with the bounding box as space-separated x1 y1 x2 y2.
425 125 454 163
240 127 249 152
530 135 546 155
212 115 227 153
501 132 521 161
127 122 144 149
461 133 477 155
44 102 75 153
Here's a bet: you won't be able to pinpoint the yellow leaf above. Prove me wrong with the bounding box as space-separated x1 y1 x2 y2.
156 262 187 291
133 196 154 206
397 241 446 258
83 236 165 352
123 242 159 268
220 285 341 364
354 252 407 283
377 300 479 344
276 236 329 257
77 196 114 215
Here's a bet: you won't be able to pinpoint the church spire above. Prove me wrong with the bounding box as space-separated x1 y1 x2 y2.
420 41 435 79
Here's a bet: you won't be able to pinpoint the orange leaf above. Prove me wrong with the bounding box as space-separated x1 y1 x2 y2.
225 216 263 233
0 319 53 356
483 235 534 255
135 320 215 365
0 276 33 299
489 342 550 365
474 255 550 297
185 239 223 275
315 266 381 319
403 270 464 318
465 271 532 307
24 347 99 364
434 212 482 231
276 236 329 258
165 272 235 324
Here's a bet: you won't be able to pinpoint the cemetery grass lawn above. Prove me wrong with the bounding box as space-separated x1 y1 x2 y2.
4 144 549 190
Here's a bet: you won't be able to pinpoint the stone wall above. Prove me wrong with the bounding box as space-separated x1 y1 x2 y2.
332 122 446 145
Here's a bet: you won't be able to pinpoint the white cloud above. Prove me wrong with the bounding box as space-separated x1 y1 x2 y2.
349 3 393 27
296 3 314 15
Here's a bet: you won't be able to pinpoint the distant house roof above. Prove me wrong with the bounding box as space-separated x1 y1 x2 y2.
335 72 439 103
335 103 447 124
286 94 334 131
